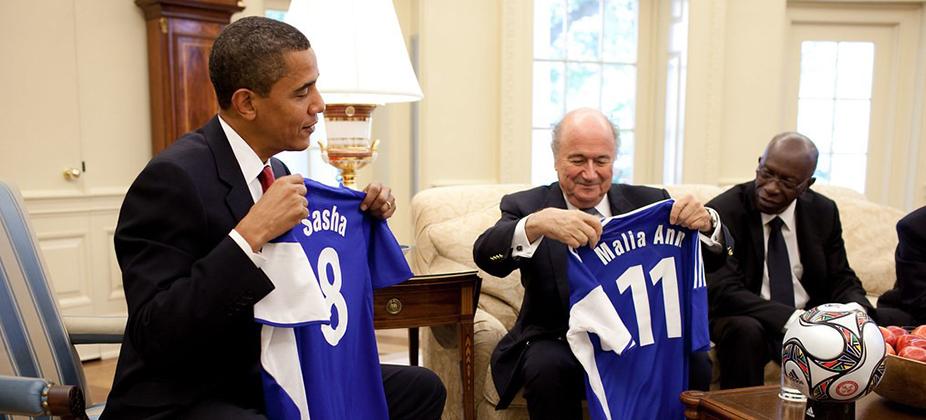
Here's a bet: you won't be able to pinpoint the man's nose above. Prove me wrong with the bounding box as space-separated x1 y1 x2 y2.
308 93 325 114
579 160 596 179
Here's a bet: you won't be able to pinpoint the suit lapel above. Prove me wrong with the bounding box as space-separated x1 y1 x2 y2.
608 184 635 215
744 183 767 290
794 192 814 290
543 184 573 311
203 116 254 223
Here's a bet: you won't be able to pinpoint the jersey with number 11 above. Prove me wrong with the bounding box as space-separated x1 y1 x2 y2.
566 199 709 420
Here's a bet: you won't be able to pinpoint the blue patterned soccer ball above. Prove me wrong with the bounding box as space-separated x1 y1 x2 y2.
781 303 887 402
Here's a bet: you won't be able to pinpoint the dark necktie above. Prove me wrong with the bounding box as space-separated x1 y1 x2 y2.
767 216 795 307
582 207 604 219
258 165 275 193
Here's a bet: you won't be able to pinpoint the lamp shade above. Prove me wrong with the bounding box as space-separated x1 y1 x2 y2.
286 0 423 105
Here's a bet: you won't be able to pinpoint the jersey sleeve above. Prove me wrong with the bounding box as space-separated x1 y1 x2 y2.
368 218 413 289
254 240 330 327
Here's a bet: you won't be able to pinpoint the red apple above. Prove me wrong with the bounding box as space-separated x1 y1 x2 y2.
912 325 926 338
887 326 907 337
896 334 926 352
886 343 896 355
898 345 926 363
880 326 897 347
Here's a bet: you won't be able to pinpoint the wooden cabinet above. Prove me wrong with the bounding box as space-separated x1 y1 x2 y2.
135 0 243 155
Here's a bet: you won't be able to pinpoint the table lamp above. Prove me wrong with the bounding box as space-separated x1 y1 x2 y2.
286 0 423 188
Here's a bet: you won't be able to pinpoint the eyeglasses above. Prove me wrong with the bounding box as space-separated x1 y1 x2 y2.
755 167 806 190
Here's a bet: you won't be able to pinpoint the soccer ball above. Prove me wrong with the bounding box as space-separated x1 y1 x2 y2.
781 303 887 402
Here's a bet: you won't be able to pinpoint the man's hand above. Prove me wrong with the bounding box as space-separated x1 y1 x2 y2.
361 182 396 220
525 208 602 248
235 175 308 251
670 194 714 233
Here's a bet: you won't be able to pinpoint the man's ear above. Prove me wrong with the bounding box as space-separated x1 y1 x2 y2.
230 88 258 121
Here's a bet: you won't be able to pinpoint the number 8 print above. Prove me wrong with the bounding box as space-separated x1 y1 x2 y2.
317 247 348 346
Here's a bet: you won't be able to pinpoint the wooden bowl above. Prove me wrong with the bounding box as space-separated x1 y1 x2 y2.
873 354 926 409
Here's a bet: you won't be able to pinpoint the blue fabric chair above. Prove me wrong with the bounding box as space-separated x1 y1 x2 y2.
0 180 124 419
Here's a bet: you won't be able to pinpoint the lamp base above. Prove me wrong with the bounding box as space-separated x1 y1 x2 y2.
319 139 379 189
318 104 379 189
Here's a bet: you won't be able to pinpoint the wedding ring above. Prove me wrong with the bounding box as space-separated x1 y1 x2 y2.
384 201 392 210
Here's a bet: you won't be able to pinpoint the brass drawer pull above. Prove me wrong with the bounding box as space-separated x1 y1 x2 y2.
385 298 403 315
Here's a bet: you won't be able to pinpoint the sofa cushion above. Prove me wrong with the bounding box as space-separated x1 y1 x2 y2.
828 195 904 295
427 205 526 316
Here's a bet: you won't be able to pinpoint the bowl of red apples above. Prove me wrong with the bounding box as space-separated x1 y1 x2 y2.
873 325 926 409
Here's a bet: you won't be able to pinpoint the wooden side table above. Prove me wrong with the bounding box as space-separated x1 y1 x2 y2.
373 271 481 420
681 385 926 420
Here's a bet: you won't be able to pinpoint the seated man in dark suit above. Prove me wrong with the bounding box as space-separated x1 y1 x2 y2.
473 108 729 419
102 17 444 419
878 206 926 326
706 132 874 389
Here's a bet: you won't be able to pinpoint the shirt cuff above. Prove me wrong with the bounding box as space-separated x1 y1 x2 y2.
512 216 543 258
698 207 723 252
229 229 268 268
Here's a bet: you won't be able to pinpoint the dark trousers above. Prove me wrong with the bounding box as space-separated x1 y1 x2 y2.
520 339 586 420
519 339 712 420
181 364 446 419
711 315 782 389
875 306 916 327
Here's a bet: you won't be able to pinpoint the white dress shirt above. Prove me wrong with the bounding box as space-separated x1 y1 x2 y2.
219 115 271 268
759 199 809 310
511 193 723 258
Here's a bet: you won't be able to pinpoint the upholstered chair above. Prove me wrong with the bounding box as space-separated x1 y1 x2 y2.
0 180 124 419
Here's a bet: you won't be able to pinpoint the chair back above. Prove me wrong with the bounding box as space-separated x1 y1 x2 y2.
0 180 87 397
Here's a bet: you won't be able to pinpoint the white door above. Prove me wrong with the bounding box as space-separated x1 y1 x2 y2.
783 4 921 208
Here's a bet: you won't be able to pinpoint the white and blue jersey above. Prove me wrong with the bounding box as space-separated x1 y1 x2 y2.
254 178 412 420
566 199 709 420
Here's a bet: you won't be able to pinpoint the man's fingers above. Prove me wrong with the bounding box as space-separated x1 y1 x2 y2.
669 200 682 224
360 182 383 211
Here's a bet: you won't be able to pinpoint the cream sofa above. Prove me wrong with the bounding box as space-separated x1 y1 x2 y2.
408 183 904 420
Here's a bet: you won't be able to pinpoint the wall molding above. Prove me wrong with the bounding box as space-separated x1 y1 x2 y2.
498 0 532 184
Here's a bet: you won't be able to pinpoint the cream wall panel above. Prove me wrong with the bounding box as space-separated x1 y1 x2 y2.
716 0 787 185
73 0 151 194
0 0 84 194
417 0 501 190
39 234 92 310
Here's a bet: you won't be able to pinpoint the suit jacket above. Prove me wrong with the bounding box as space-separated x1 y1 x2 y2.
878 206 926 324
102 116 289 419
706 181 872 335
473 182 726 409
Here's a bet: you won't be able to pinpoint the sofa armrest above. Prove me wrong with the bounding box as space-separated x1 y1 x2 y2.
0 375 86 418
63 315 125 345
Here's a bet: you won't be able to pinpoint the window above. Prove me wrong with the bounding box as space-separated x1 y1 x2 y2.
795 41 874 193
531 0 639 185
662 0 688 184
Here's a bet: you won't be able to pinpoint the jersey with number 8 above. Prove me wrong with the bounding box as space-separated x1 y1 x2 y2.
257 178 412 420
566 199 709 420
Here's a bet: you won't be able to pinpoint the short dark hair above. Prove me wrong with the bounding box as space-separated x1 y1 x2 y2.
209 16 311 109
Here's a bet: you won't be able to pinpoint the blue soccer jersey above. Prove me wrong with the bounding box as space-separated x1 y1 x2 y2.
566 199 709 420
254 178 412 420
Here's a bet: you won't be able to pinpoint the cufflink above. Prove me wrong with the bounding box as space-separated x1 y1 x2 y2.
516 245 523 251
727 246 734 256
